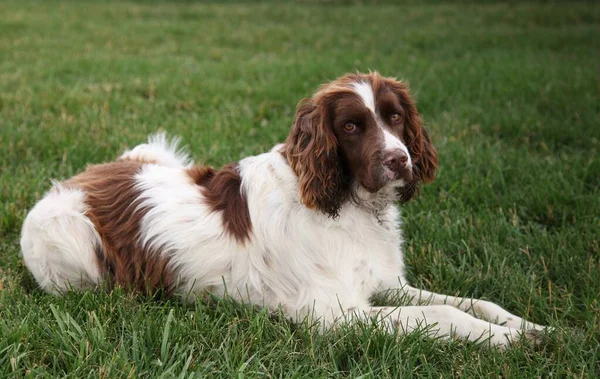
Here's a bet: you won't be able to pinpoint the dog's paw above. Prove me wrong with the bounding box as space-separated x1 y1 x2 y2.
506 328 552 349
524 321 549 332
492 327 549 350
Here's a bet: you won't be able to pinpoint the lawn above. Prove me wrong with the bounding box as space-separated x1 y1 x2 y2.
1 0 599 377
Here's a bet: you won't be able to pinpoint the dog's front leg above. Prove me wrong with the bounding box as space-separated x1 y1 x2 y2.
345 305 534 349
393 285 546 331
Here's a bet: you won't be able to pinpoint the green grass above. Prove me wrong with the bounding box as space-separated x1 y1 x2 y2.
1 0 599 377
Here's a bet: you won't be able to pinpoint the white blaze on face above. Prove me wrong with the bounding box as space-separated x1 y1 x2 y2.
352 81 412 167
351 81 376 113
382 129 411 165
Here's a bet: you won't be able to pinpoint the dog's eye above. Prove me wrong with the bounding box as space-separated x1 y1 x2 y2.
343 122 357 133
390 113 402 123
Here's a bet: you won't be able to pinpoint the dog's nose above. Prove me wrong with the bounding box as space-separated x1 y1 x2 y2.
383 149 408 173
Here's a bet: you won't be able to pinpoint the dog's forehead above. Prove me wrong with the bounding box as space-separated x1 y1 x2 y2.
348 78 395 116
351 81 376 114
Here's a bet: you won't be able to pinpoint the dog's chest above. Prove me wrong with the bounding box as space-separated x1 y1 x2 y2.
303 205 405 295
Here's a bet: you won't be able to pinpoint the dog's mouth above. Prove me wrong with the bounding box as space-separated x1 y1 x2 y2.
382 165 413 186
383 166 396 180
360 165 414 194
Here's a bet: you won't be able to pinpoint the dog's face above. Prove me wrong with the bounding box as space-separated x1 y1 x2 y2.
285 72 438 217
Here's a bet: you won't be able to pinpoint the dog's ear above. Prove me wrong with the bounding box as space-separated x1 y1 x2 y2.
391 82 438 202
285 99 348 218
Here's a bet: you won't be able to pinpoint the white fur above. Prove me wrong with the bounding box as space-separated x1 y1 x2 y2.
352 81 376 113
21 134 547 348
134 164 233 297
120 132 192 168
20 185 102 294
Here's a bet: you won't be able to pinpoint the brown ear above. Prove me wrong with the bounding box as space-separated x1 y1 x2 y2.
285 99 348 218
392 82 438 202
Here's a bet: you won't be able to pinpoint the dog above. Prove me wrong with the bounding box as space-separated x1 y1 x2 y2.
21 72 546 348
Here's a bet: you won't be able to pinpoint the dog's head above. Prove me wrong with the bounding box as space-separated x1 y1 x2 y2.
285 72 438 217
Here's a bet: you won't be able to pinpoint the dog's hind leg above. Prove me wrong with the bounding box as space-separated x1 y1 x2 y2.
20 184 103 294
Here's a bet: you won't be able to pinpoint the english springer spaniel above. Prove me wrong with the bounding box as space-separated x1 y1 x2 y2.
21 72 546 348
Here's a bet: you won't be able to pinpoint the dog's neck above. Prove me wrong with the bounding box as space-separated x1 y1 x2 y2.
349 183 398 215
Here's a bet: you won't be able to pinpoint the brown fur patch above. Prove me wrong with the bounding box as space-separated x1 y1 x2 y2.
285 99 349 218
187 164 253 244
65 160 175 294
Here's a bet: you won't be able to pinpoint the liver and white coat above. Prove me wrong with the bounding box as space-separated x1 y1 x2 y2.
21 72 547 348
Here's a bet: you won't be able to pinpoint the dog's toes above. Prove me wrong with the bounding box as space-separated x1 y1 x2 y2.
496 328 548 349
525 321 548 331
